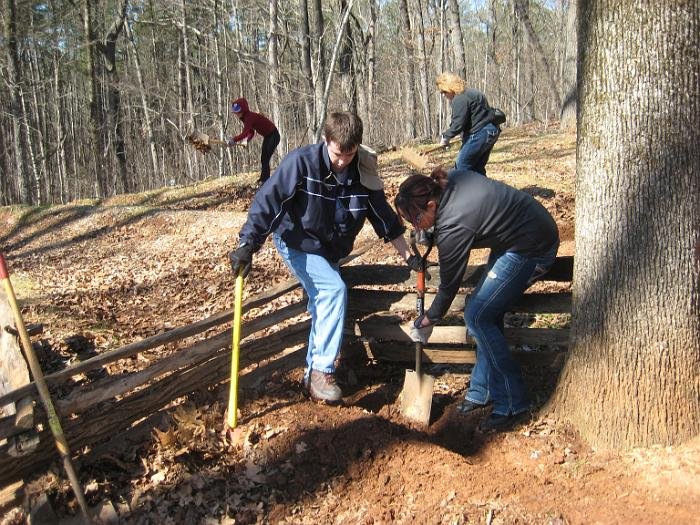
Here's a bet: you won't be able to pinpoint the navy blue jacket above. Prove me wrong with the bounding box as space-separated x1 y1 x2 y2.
239 143 405 262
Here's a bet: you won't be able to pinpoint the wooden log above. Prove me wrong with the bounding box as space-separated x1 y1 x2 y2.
0 246 368 410
348 289 572 315
365 342 562 365
56 299 308 415
0 414 26 440
0 321 311 485
342 256 574 288
0 479 24 511
13 397 33 430
351 321 570 347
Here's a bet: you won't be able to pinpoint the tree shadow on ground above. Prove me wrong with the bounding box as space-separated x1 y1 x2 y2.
1 187 250 261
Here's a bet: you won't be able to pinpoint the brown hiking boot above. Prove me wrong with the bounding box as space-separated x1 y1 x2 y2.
306 370 342 402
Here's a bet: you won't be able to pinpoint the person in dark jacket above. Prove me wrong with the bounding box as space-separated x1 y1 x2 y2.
228 97 281 184
437 73 501 176
394 167 560 431
228 112 418 402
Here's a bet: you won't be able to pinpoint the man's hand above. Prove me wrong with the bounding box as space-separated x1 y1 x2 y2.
229 244 253 278
410 315 433 344
439 136 450 147
227 138 237 147
406 254 423 272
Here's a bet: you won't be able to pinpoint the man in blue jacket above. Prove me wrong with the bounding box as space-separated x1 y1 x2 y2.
228 112 417 402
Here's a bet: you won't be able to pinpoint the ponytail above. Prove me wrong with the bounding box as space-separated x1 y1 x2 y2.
394 171 445 223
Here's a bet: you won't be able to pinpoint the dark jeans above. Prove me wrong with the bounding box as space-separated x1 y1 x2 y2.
260 129 280 183
464 248 557 416
455 123 500 176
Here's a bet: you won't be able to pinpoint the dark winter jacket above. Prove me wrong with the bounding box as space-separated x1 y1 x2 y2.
238 143 405 262
441 89 495 142
426 169 560 321
231 97 277 142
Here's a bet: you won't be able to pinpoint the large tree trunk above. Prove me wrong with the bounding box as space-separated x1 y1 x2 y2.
548 0 700 448
559 0 577 130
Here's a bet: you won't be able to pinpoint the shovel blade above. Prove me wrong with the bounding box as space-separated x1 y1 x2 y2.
399 369 435 425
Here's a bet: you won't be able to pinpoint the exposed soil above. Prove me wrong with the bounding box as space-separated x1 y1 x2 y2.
1 126 698 525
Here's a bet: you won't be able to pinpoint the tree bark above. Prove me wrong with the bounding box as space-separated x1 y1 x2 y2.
548 0 700 448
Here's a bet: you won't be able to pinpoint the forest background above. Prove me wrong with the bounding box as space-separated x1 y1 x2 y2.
1 0 575 205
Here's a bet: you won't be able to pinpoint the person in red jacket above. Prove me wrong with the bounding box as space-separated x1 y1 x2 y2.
228 97 280 184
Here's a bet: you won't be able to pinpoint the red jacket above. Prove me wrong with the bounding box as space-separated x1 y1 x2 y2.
231 97 277 142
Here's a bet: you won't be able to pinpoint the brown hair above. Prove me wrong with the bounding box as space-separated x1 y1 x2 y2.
324 112 363 151
436 73 465 95
394 168 450 224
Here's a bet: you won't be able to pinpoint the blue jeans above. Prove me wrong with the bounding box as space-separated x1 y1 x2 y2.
455 123 500 175
273 234 347 379
465 249 556 416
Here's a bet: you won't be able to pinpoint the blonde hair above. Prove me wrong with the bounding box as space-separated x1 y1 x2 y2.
436 73 465 95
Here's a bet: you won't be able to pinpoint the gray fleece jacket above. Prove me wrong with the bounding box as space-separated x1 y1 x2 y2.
426 170 560 321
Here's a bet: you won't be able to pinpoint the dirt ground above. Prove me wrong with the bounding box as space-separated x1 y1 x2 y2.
1 126 698 524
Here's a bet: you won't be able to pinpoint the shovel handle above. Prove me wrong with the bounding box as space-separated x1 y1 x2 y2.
226 270 244 429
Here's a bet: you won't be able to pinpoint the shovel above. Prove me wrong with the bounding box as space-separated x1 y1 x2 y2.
187 130 229 154
225 270 244 431
400 140 456 172
399 233 435 425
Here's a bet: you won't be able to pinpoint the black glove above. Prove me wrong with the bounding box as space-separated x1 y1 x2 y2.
229 244 253 278
406 254 423 272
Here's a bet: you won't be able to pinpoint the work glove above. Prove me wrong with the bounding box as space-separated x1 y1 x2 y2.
439 136 450 147
410 314 434 345
229 243 253 278
227 138 237 147
405 254 423 273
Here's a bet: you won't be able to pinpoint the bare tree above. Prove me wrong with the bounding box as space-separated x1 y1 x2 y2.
4 0 34 204
514 0 562 116
559 0 577 130
83 0 108 198
446 0 466 77
399 0 417 139
548 0 700 448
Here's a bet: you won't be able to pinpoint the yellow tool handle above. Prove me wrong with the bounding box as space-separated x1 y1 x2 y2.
226 271 244 429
